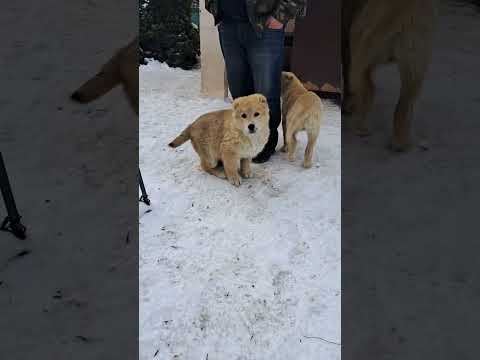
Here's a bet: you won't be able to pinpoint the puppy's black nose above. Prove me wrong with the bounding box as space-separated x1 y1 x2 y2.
248 124 255 133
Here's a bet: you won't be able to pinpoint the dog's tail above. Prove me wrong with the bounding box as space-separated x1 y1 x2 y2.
70 38 138 103
71 57 121 103
168 127 191 148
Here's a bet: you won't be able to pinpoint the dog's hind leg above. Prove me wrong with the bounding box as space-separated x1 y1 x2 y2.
201 159 226 179
286 130 298 162
349 63 375 136
280 115 288 152
391 56 427 151
303 126 320 169
285 104 304 160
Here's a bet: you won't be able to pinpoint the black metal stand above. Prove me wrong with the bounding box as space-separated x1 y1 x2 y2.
138 168 150 206
0 152 26 239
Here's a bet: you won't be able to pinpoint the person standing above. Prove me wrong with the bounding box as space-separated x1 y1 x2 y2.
205 0 307 163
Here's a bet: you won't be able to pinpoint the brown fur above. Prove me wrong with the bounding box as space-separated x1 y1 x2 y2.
71 37 138 114
342 0 436 150
169 94 270 187
280 72 323 168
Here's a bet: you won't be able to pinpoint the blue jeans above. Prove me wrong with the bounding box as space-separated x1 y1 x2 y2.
218 21 285 154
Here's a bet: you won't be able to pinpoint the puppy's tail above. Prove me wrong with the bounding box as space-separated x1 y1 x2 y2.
71 59 121 103
168 127 191 148
71 38 137 103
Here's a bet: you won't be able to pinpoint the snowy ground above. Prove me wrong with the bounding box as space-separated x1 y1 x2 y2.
139 61 341 360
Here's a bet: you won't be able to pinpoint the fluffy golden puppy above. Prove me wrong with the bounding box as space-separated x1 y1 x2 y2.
281 72 323 168
169 94 270 186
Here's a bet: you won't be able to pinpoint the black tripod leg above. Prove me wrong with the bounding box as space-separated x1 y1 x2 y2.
138 168 150 206
0 152 26 239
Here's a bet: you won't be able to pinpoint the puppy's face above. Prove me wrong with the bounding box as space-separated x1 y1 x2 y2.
281 71 296 93
232 94 270 136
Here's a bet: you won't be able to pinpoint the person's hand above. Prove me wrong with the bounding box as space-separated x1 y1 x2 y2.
266 16 284 29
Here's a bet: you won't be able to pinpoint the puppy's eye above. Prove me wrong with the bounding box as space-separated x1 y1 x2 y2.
241 113 247 118
254 112 260 117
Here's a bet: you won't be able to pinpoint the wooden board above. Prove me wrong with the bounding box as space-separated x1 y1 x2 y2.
290 0 341 94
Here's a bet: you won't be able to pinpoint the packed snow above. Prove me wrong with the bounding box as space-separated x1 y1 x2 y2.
140 61 341 360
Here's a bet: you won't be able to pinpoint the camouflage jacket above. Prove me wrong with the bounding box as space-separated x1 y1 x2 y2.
205 0 307 32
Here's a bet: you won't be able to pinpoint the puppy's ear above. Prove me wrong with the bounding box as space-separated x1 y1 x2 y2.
257 94 267 104
282 72 294 81
232 98 241 111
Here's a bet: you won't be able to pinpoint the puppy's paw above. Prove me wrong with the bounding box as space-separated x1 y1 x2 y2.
228 175 242 187
280 145 288 153
303 160 313 168
288 154 296 162
240 168 252 179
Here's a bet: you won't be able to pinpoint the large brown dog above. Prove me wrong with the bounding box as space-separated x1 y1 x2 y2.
342 0 436 150
169 94 270 187
71 37 138 114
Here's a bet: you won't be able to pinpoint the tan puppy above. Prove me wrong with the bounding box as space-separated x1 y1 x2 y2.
342 0 436 151
280 72 323 168
71 37 138 114
169 94 270 187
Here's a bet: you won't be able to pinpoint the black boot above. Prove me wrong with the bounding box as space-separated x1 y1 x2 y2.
252 129 278 163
